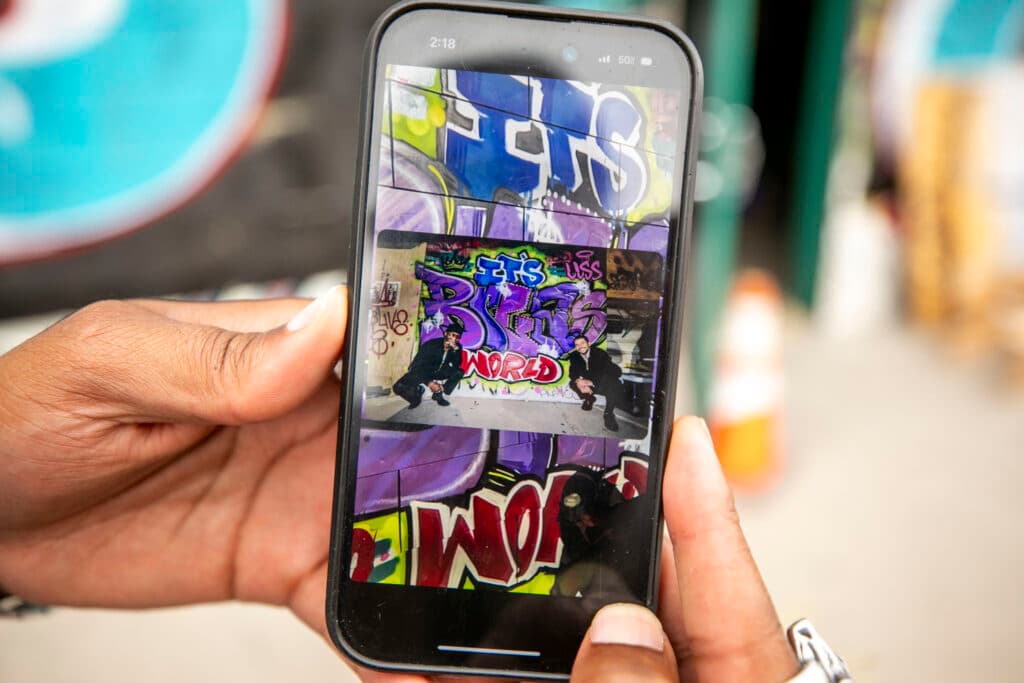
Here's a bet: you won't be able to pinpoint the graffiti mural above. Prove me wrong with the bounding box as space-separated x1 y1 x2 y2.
412 237 610 364
366 243 425 390
350 64 682 599
377 65 680 252
364 232 660 439
351 429 651 596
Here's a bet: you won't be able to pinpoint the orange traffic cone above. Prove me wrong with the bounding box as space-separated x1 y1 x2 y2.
707 270 785 493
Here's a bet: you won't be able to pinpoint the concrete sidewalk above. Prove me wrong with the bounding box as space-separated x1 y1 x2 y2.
364 393 648 439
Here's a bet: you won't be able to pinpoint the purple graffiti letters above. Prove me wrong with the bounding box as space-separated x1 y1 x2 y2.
569 289 607 342
531 283 607 352
417 263 487 347
419 265 607 356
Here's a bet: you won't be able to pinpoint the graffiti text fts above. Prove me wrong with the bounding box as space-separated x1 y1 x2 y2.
474 252 546 287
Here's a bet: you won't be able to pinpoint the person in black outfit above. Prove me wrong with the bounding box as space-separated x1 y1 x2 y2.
566 335 626 432
551 467 646 599
392 320 465 408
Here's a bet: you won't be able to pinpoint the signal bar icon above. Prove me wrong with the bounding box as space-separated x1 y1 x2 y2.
598 55 611 64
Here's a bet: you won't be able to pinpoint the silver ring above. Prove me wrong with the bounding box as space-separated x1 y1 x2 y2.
786 618 854 683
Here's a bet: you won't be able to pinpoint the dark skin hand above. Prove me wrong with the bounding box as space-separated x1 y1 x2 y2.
0 290 795 682
0 290 347 630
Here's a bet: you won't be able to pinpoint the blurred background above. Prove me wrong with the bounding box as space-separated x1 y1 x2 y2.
2 0 1023 681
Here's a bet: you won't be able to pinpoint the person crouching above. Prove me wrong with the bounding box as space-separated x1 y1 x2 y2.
566 334 626 432
392 320 465 408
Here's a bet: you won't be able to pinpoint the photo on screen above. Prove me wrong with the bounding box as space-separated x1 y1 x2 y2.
349 425 653 597
376 65 679 254
350 63 683 596
364 231 662 439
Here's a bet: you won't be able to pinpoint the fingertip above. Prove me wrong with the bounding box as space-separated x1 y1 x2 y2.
663 415 734 541
672 415 712 449
223 287 346 423
667 416 722 487
660 421 793 683
573 603 677 682
320 285 349 343
286 285 347 334
590 603 666 653
337 284 349 324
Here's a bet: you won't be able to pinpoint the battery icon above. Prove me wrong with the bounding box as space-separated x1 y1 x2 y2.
640 56 653 66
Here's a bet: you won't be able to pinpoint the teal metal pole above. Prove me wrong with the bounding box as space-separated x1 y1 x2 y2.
691 0 759 413
789 1 853 307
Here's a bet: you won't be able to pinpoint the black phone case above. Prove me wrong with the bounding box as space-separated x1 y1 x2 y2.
326 1 703 678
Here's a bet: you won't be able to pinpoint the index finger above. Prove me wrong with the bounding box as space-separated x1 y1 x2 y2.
662 416 796 681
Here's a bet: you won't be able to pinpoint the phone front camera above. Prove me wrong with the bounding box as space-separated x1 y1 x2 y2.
562 46 579 63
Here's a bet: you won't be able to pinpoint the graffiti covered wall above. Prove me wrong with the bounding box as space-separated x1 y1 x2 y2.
350 63 680 599
420 237 606 399
376 65 680 255
367 243 426 390
371 233 663 401
351 436 650 594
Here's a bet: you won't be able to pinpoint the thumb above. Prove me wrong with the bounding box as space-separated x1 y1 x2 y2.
570 603 678 683
45 286 348 425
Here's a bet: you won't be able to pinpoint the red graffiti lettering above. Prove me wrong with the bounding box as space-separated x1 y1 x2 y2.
487 351 503 378
370 328 389 359
413 491 512 588
623 457 648 496
370 307 410 336
536 471 572 564
461 349 564 385
534 356 561 383
369 308 411 359
350 528 376 582
504 484 542 573
604 456 649 499
500 352 526 381
406 460 646 588
560 250 604 281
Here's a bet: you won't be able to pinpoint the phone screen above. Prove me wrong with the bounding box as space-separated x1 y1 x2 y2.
333 5 698 674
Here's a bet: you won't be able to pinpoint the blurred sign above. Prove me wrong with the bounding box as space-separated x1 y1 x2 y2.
0 0 287 264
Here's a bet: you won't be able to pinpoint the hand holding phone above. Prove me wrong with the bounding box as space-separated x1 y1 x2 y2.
567 420 797 683
328 0 703 677
336 417 797 682
0 295 795 680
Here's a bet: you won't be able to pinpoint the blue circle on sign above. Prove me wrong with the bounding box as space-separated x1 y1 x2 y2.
0 0 287 263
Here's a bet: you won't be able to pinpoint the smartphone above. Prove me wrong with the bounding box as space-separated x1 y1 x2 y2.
327 1 702 677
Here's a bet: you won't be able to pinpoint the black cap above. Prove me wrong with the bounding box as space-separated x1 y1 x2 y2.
444 318 465 335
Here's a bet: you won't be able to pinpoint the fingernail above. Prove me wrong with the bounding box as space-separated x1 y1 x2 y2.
287 286 337 332
590 603 665 653
684 416 713 450
698 417 713 444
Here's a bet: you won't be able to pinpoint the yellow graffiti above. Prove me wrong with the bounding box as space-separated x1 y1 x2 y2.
458 571 557 595
354 510 408 585
427 163 456 233
625 86 675 224
509 571 557 594
387 67 446 159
